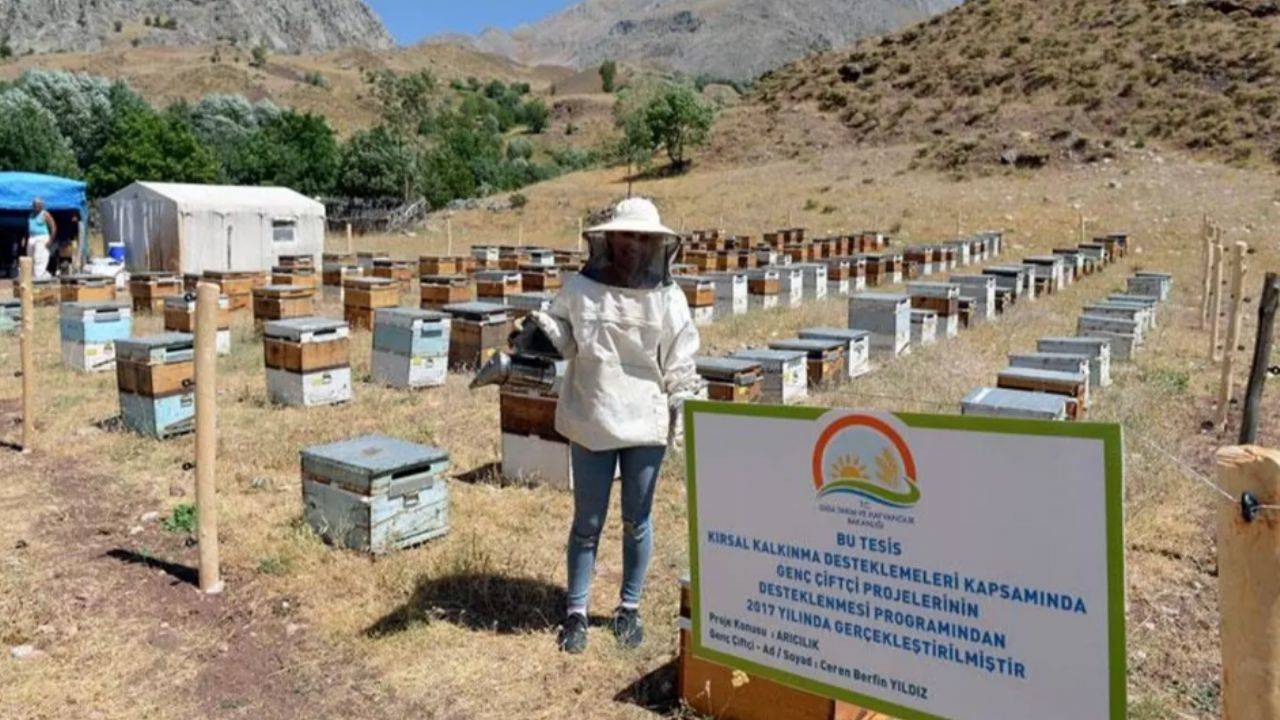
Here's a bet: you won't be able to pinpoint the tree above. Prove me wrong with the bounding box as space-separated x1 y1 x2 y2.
614 80 717 169
0 90 79 175
599 60 617 93
519 98 549 134
337 125 419 199
249 44 268 68
14 69 145 168
86 106 219 197
226 110 338 195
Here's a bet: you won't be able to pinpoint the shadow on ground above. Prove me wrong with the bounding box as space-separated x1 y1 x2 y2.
614 657 680 715
105 548 198 587
366 572 568 636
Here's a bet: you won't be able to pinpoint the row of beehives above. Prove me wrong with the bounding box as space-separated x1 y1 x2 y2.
681 234 1135 411
962 269 1173 421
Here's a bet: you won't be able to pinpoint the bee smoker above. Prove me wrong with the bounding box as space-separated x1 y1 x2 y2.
469 320 566 395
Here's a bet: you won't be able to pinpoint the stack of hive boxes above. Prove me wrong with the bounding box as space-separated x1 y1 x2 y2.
203 270 259 311
128 272 182 313
343 277 400 330
848 293 911 358
746 269 780 311
115 333 196 439
500 378 574 490
419 275 473 311
694 357 763 403
372 258 414 298
371 308 450 389
768 338 846 389
25 279 60 306
301 434 451 554
272 262 319 291
163 293 232 355
675 276 715 326
60 301 132 372
442 302 512 370
705 272 747 318
729 349 807 405
799 327 871 380
474 271 522 303
263 317 353 407
907 282 962 339
252 284 315 326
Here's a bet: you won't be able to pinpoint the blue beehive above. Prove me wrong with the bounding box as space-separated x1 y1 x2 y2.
114 334 196 439
372 308 451 357
59 301 132 343
301 434 451 554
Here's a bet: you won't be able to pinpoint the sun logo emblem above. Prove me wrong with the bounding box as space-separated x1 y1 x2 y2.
812 414 919 508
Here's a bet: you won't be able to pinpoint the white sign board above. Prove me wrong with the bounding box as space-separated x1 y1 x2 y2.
685 402 1125 720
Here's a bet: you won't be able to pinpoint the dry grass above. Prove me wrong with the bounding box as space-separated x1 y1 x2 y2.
2 143 1278 719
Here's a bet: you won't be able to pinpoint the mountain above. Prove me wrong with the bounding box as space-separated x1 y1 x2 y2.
0 0 393 55
755 0 1280 170
469 0 963 82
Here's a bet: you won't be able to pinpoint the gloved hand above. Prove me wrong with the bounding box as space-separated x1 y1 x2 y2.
667 402 685 453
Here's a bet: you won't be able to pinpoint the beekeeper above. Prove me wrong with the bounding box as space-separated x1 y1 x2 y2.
525 197 701 654
27 198 56 281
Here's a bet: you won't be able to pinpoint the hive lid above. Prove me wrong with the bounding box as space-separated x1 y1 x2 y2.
60 300 129 313
769 338 843 354
302 434 449 479
374 307 449 323
263 316 348 338
799 327 871 342
115 333 194 353
731 348 807 364
344 276 396 287
130 271 180 280
998 366 1087 382
1 298 20 308
420 274 469 285
964 387 1069 413
253 284 313 297
1010 351 1090 363
695 356 761 378
1133 271 1171 279
475 270 520 281
850 292 909 303
442 301 512 320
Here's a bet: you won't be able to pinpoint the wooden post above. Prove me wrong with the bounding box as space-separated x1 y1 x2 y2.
577 217 583 253
18 257 34 453
1240 273 1279 445
345 223 353 255
1217 445 1280 719
194 282 223 595
446 218 453 257
1078 211 1086 246
1201 223 1215 330
1216 242 1249 427
1209 238 1225 362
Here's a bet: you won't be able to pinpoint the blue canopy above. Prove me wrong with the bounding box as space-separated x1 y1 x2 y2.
0 172 87 212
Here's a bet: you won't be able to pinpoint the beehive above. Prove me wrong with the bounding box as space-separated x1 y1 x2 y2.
961 387 1071 421
729 349 808 405
676 276 716 324
323 262 363 287
252 284 316 325
419 275 473 310
1082 302 1153 334
277 254 315 270
442 302 513 370
982 266 1033 301
996 367 1089 416
301 434 450 554
522 248 556 268
798 327 871 379
694 356 763 403
343 276 400 330
202 270 259 311
22 279 60 306
1025 255 1068 290
371 308 450 390
501 390 573 490
0 299 19 334
1107 294 1160 327
263 317 352 407
1051 249 1085 280
773 266 803 307
356 251 389 274
163 294 232 356
910 309 938 346
471 246 500 267
822 259 851 295
1037 337 1112 388
1077 315 1139 360
59 301 132 372
860 252 902 286
60 275 116 303
271 265 320 290
418 255 464 277
514 265 559 293
1009 353 1092 391
907 282 962 338
704 272 748 318
847 292 911 358
903 246 935 277
126 272 180 313
1129 272 1171 301
372 258 415 291
115 333 196 439
768 338 846 388
1077 243 1108 267
795 263 828 301
474 270 522 302
948 274 997 321
1106 233 1130 258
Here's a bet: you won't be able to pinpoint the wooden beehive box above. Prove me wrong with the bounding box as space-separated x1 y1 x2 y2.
371 308 450 389
343 277 400 330
60 275 116 303
961 387 1071 421
323 263 363 287
729 348 808 405
996 367 1088 416
769 338 846 388
747 269 780 296
419 275 474 310
264 317 353 407
418 255 463 277
302 434 450 554
681 250 717 273
442 301 513 370
114 333 196 439
799 327 871 380
203 271 259 310
694 356 763 403
474 271 522 302
162 294 232 355
373 258 415 289
128 272 182 312
271 266 320 290
675 276 715 307
519 265 561 292
252 284 316 324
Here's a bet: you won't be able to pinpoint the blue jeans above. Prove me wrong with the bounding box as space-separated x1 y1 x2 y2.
566 443 667 614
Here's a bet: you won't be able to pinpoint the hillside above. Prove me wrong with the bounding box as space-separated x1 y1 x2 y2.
0 43 574 135
0 0 392 55
756 0 1280 171
469 0 962 82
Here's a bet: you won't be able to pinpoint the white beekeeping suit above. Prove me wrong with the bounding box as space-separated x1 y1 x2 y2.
528 198 702 451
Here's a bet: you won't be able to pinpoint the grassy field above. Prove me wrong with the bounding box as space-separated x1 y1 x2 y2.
1 144 1277 719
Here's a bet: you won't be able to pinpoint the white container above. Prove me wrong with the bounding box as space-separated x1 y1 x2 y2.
778 268 804 307
706 272 748 318
848 293 911 358
215 328 231 356
60 339 117 373
266 366 353 407
799 327 872 379
501 433 573 490
910 309 938 346
796 264 828 301
691 305 715 326
730 349 808 405
372 350 447 389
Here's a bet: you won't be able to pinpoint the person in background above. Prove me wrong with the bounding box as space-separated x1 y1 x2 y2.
49 210 80 277
525 197 702 654
27 198 55 281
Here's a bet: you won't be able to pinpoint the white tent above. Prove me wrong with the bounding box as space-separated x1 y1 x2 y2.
99 182 326 274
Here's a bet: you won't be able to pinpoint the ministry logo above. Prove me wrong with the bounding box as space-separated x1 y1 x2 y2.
811 412 919 509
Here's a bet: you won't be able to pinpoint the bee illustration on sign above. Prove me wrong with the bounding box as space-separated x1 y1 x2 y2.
811 412 919 508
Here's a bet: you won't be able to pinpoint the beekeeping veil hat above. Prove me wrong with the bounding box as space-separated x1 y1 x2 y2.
581 197 681 289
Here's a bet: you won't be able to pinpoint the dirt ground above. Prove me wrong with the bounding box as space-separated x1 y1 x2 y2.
2 144 1278 719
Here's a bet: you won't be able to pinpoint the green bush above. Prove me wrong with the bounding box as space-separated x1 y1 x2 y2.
600 60 617 93
250 44 268 69
510 192 528 209
161 504 197 534
0 90 80 175
613 80 718 169
86 105 219 197
338 125 419 199
225 110 338 196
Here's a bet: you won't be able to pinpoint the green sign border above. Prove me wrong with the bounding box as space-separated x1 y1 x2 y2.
683 399 1126 720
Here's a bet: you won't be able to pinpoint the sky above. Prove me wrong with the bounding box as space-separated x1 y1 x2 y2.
366 0 578 44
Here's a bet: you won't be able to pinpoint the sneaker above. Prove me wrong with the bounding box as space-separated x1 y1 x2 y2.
611 606 644 649
558 613 588 654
